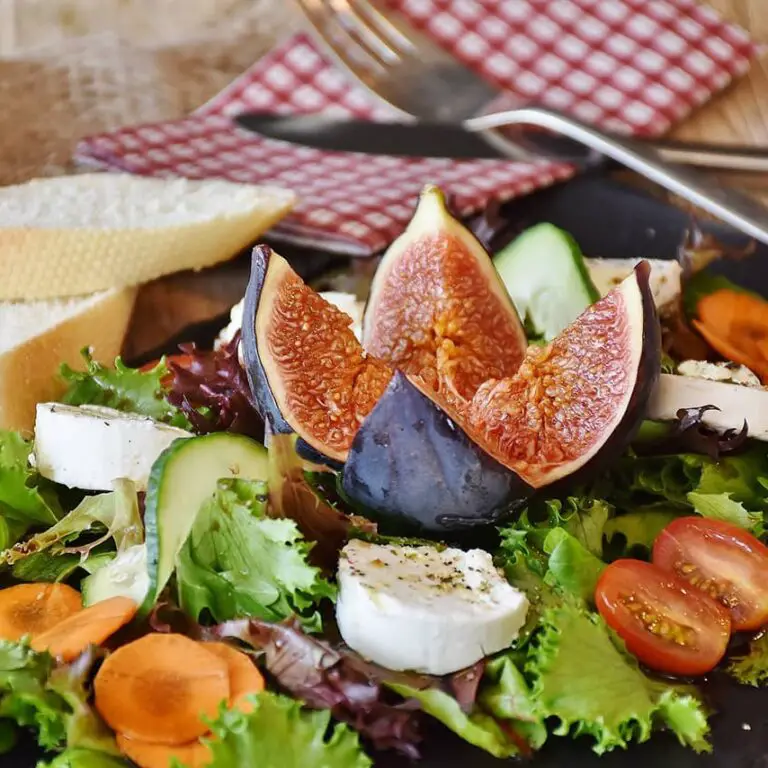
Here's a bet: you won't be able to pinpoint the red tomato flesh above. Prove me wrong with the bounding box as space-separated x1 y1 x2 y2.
595 559 731 676
653 516 768 632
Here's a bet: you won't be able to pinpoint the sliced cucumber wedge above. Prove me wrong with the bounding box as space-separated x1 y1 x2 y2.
494 223 599 341
140 432 269 616
81 545 149 607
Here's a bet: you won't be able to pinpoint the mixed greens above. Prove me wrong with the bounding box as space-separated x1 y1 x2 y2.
0 215 767 768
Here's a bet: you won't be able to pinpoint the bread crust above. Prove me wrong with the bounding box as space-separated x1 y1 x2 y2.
0 287 137 432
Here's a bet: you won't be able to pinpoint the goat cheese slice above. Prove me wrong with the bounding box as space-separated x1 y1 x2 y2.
585 257 682 312
648 373 768 442
34 403 193 491
336 540 529 675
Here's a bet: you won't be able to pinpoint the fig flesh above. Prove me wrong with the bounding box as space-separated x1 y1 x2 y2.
241 246 392 463
466 261 660 487
241 245 526 531
363 186 527 412
343 371 531 534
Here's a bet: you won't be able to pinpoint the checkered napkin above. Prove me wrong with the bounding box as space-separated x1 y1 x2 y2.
75 0 757 256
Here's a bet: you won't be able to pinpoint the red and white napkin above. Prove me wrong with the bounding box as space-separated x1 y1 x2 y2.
75 0 757 256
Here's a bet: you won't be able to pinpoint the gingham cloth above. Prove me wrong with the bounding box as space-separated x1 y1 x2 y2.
75 0 757 256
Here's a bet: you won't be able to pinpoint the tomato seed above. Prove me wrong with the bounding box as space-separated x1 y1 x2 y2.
621 594 695 647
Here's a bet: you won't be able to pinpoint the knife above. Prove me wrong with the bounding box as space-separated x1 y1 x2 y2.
234 112 768 172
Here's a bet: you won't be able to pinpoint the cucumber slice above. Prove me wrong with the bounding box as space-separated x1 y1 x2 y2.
494 223 599 341
81 545 149 607
140 432 269 616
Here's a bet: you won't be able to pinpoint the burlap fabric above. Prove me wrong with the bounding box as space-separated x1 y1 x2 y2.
0 0 298 185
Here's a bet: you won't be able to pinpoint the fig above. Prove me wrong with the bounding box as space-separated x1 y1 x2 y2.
242 215 660 533
342 371 530 534
363 186 527 411
241 246 528 532
241 245 392 464
466 261 660 487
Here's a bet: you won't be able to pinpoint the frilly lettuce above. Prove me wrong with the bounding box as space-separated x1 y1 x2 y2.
526 601 709 754
0 431 61 548
176 479 335 630
60 350 189 429
726 633 768 687
494 531 711 754
1 479 141 568
0 641 117 758
195 692 371 768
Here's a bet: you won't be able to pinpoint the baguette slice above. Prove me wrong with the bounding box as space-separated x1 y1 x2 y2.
0 174 297 300
0 288 137 432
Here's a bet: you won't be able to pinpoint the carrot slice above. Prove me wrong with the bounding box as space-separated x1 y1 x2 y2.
117 733 212 768
31 596 137 661
201 642 264 713
695 290 768 382
95 633 230 745
0 583 82 642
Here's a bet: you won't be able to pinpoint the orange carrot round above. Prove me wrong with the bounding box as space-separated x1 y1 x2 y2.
31 596 137 661
95 633 230 745
201 642 264 712
0 583 82 642
695 290 768 382
117 733 212 768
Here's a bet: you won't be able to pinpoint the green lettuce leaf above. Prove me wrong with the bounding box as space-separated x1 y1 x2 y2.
0 719 16 753
603 507 682 557
0 431 61 530
514 497 612 557
607 447 768 527
687 492 763 533
11 552 83 583
39 750 129 768
527 601 710 754
479 654 548 750
0 642 116 755
195 692 371 768
60 350 189 428
496 549 711 754
726 633 768 687
386 680 522 759
542 528 605 602
177 478 335 630
2 479 141 566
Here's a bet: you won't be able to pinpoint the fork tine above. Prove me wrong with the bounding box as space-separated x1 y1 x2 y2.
292 0 393 79
346 0 419 58
329 0 403 65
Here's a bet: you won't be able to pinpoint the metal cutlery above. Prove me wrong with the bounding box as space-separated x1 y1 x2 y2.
290 0 768 246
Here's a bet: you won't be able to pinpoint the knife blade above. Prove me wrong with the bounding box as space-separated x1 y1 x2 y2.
234 112 768 172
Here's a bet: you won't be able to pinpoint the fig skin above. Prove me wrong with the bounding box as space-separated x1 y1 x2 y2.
567 261 661 484
342 371 531 535
241 245 295 437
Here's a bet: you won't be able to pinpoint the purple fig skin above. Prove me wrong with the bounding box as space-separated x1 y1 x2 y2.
342 371 532 535
543 260 661 495
241 245 295 437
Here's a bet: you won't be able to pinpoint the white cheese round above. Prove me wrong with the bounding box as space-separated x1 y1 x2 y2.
336 540 529 675
33 403 193 491
648 373 768 442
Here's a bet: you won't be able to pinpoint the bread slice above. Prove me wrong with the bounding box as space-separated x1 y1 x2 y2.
0 174 297 300
0 288 137 433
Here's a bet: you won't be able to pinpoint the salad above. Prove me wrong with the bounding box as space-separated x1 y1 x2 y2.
1 184 768 768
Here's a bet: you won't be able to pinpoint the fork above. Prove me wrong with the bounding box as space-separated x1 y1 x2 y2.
292 0 768 246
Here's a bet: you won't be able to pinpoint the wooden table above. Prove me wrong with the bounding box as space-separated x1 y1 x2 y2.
671 0 768 200
124 0 768 359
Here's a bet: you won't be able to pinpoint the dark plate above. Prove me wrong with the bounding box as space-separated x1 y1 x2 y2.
10 173 768 767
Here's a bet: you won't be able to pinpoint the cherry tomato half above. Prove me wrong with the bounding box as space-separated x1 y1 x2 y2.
653 516 768 632
595 559 731 676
